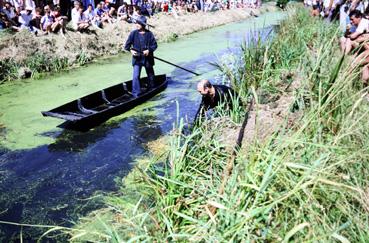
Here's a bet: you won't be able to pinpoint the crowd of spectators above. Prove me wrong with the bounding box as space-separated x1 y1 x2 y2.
0 0 262 35
305 0 369 87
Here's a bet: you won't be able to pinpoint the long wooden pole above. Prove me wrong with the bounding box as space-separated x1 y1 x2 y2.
131 48 201 76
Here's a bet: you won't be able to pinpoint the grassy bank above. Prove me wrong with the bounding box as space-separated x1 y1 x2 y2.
38 7 369 242
0 3 279 83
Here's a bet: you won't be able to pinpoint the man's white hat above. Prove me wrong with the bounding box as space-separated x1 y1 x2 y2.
25 6 33 11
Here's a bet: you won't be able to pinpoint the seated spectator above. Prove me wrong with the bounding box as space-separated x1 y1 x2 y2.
102 0 116 19
94 2 104 17
94 2 110 24
340 10 369 55
188 0 199 12
3 2 17 24
84 3 102 28
140 0 152 17
102 0 110 13
311 4 320 16
0 11 11 29
117 2 128 20
71 1 81 23
40 5 54 34
72 6 90 31
51 6 67 34
162 1 169 12
84 3 95 21
170 2 178 17
127 5 142 23
30 6 41 31
18 6 37 34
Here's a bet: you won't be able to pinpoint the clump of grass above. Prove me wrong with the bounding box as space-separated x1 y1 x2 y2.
0 58 19 82
76 51 91 66
0 54 69 82
39 7 369 242
164 32 179 42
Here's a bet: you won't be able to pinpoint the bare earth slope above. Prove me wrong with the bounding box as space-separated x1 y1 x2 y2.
0 2 278 79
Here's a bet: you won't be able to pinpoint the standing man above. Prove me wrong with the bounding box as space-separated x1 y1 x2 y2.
124 15 157 97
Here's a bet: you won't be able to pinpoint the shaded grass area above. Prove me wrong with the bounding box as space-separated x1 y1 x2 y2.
0 50 93 83
21 7 369 241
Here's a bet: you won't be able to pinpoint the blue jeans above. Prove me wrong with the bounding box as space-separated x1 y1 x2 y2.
132 64 155 97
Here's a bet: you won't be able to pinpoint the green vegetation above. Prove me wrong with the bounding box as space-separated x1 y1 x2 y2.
164 32 179 42
0 54 69 82
38 8 369 242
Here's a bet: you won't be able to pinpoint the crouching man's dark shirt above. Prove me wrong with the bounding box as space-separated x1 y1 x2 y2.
124 29 157 67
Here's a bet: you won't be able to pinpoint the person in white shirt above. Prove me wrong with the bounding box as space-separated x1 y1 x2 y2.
117 2 128 20
340 10 369 54
72 5 90 31
84 3 102 28
84 3 95 21
18 6 33 29
3 2 16 20
40 5 54 34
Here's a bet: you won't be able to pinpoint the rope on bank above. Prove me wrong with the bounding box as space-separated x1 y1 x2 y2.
208 90 256 216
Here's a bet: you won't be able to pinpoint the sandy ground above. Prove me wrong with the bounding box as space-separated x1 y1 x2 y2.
0 2 278 77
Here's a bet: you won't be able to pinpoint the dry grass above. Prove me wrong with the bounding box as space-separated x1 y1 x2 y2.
0 2 278 82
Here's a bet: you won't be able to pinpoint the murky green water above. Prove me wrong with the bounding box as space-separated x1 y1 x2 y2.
0 12 286 240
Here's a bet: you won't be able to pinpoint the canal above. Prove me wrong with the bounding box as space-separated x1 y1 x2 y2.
0 11 286 240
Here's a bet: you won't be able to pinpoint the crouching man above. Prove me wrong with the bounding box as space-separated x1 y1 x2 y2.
195 79 237 121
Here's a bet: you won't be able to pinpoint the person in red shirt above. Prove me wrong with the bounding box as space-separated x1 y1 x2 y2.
162 1 169 12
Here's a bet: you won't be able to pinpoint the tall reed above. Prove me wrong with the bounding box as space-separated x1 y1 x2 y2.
43 7 369 242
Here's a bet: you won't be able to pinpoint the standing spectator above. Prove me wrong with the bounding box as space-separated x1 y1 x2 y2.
8 0 23 14
199 0 204 10
24 0 36 12
82 0 94 9
59 0 71 18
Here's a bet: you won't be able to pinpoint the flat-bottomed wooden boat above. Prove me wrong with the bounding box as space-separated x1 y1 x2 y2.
42 74 168 129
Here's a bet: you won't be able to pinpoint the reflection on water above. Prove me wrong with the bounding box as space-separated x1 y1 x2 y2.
0 12 286 241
